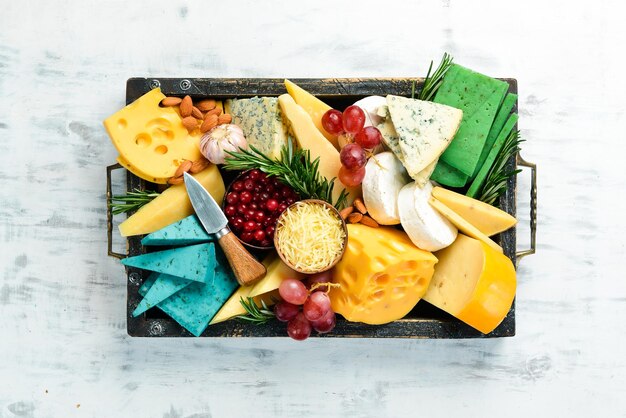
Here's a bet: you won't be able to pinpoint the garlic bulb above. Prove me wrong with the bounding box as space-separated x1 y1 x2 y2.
199 124 247 164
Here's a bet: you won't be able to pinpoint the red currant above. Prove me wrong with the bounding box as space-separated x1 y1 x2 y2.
226 192 239 205
248 169 261 180
231 181 244 192
254 211 266 223
240 191 252 203
243 221 257 232
240 231 254 243
266 199 279 212
244 179 255 191
254 229 266 242
224 205 236 217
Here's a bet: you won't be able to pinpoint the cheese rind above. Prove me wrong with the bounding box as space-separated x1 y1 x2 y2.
330 224 437 325
119 165 224 237
278 94 359 204
398 182 458 251
429 197 502 253
362 152 410 225
431 187 516 236
104 88 203 183
284 79 337 148
423 234 516 334
226 97 289 160
386 95 463 180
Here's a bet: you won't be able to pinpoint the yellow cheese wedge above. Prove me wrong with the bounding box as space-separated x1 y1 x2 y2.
249 253 303 298
104 88 203 184
429 197 502 253
210 287 278 325
330 224 437 325
431 187 516 236
278 94 359 204
119 165 224 237
284 79 338 149
423 234 516 334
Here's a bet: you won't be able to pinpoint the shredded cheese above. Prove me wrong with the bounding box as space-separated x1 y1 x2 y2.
275 201 346 273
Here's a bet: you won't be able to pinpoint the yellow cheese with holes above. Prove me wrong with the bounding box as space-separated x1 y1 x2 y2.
104 88 203 184
278 94 359 204
330 224 437 325
249 254 303 297
119 165 224 236
284 79 337 149
431 187 517 236
423 234 516 334
429 197 502 253
210 287 278 325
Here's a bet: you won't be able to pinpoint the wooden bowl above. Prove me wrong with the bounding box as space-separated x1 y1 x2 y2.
273 199 348 274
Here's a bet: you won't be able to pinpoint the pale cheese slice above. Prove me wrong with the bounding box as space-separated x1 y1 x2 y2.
414 159 437 187
386 95 463 180
429 197 502 253
376 105 405 164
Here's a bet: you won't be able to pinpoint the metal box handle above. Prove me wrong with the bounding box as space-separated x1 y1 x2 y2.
516 153 537 261
106 163 127 259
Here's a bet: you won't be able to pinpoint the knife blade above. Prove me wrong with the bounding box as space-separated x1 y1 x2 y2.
183 172 266 285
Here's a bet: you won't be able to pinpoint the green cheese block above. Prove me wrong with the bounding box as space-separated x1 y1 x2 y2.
121 243 216 283
139 246 238 336
431 160 469 187
472 93 517 178
467 113 519 198
434 64 509 176
141 215 214 246
132 273 193 317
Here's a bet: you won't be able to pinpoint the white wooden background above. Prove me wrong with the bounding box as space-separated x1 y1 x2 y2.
1 0 625 416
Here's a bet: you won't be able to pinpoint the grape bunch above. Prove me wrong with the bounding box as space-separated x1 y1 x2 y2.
275 272 337 341
322 106 382 187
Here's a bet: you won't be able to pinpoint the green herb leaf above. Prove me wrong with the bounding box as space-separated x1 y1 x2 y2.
108 189 160 215
223 139 349 209
236 297 275 325
477 130 524 206
417 53 454 101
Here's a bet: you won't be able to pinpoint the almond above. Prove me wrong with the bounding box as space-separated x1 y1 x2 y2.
161 96 182 107
196 99 217 112
339 206 354 220
190 158 210 173
182 116 198 131
168 175 184 185
174 160 193 177
359 215 379 228
191 106 204 119
200 114 219 133
206 107 222 118
347 212 363 224
353 198 367 214
217 113 232 125
180 95 193 117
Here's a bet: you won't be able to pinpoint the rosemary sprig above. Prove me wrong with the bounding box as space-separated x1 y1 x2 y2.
108 189 160 215
477 130 524 206
236 297 275 325
223 140 349 209
413 53 454 101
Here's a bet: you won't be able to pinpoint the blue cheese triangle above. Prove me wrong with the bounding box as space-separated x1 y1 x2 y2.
386 95 462 180
376 105 405 164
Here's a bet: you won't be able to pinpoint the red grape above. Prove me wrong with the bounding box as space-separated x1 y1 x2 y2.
354 126 382 149
274 301 300 322
338 165 366 187
311 310 336 334
287 313 312 341
305 270 333 292
303 291 331 321
278 279 308 305
340 143 366 171
322 109 344 135
342 105 366 135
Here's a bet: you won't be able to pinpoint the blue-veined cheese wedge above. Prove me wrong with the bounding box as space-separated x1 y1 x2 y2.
141 215 214 246
225 97 289 160
121 243 216 283
132 273 192 317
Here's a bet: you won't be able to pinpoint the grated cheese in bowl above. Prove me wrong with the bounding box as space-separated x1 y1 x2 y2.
274 200 347 274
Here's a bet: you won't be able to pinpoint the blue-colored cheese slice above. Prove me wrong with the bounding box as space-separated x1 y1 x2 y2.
225 97 289 160
141 215 213 246
132 273 193 317
138 246 238 336
121 243 216 283
386 95 463 181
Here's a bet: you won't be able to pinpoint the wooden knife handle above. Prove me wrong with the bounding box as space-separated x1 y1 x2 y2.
218 231 266 286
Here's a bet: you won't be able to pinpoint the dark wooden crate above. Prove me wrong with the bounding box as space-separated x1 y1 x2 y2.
121 77 518 338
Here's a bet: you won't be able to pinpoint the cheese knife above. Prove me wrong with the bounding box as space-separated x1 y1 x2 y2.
183 172 266 286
